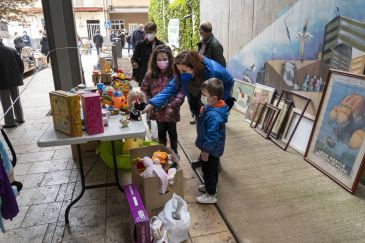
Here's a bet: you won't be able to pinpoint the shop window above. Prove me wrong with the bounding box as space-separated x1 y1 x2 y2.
129 23 138 34
111 20 125 31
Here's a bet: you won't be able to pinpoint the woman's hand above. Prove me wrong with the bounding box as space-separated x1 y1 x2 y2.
142 104 154 114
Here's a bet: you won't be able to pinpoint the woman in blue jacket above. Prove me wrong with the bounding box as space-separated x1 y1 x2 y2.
143 50 234 169
143 50 234 118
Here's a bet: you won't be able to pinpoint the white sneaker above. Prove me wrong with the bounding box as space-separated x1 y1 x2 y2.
196 193 217 204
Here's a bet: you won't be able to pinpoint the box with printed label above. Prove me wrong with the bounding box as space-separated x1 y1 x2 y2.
49 91 82 137
123 184 150 243
81 93 104 135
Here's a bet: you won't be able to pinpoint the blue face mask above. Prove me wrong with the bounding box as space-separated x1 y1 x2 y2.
179 73 193 82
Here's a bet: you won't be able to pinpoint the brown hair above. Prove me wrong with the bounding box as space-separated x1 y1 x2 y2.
144 22 157 33
147 45 174 80
201 78 224 100
199 22 212 33
173 50 205 96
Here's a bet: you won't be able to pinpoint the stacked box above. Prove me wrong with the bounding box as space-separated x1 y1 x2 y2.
49 91 82 137
81 93 104 135
130 145 184 216
99 57 106 74
123 184 150 243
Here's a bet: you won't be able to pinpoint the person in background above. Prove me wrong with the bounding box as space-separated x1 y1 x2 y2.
126 32 132 56
13 32 24 54
131 24 145 51
40 32 49 64
198 22 226 67
195 78 228 204
131 22 164 85
0 38 25 128
141 45 184 154
93 30 103 55
22 31 31 47
118 29 126 55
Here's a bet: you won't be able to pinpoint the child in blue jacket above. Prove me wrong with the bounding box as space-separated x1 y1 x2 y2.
196 78 228 204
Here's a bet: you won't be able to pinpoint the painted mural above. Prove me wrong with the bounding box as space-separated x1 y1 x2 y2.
227 0 365 93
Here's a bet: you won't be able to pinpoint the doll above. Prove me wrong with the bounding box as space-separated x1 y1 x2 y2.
128 91 146 120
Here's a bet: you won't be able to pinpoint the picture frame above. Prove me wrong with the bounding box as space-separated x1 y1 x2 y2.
270 95 293 139
250 103 280 139
245 84 276 123
282 108 315 155
231 79 255 115
305 70 365 193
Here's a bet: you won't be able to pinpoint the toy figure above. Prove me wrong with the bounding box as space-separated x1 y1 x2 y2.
120 116 129 128
152 151 168 165
128 91 146 120
119 94 129 114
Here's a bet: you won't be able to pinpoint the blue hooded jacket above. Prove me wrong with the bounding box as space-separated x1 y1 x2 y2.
148 57 233 108
195 103 229 157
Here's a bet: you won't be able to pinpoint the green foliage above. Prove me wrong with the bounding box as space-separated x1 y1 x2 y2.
148 0 200 51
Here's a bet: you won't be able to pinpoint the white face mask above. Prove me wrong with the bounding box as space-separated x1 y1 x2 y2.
147 33 156 41
200 96 209 106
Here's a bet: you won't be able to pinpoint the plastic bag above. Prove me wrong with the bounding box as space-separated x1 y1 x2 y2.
151 120 159 141
157 194 190 243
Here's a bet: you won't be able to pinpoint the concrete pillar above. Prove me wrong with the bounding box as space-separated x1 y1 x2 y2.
41 0 83 91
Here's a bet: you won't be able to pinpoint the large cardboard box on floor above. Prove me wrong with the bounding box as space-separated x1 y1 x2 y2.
130 145 184 217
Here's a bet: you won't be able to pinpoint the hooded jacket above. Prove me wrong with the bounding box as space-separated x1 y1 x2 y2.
195 101 228 157
148 57 233 108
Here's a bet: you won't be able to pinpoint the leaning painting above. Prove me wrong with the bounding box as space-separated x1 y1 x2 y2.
245 84 275 123
305 70 365 193
232 79 255 115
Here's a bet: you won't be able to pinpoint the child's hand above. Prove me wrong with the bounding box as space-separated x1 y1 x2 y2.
200 151 209 161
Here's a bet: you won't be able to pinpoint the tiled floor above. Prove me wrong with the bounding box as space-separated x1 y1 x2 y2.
0 53 236 242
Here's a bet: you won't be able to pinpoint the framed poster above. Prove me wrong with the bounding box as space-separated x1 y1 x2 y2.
305 70 365 193
270 96 293 139
245 84 276 123
231 79 255 115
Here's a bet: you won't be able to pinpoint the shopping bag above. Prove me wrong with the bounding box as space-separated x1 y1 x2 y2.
151 120 159 142
157 194 190 243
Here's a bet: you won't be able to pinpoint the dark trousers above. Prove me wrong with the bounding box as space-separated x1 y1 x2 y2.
187 95 201 118
96 45 102 55
157 121 178 154
202 154 219 195
0 87 24 126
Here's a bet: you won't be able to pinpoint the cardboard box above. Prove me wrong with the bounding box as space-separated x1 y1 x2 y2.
81 93 104 135
71 141 99 161
123 184 150 243
49 91 82 137
130 145 184 217
99 57 106 74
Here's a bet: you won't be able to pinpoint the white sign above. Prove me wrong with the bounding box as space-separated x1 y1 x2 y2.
168 19 180 48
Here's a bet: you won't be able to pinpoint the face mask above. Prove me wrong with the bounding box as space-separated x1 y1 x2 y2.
179 73 193 82
157 60 169 70
147 33 155 41
200 95 209 106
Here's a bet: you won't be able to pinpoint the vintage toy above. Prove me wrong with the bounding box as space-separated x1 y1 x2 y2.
128 91 146 121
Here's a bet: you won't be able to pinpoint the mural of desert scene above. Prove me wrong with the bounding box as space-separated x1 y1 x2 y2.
217 0 365 98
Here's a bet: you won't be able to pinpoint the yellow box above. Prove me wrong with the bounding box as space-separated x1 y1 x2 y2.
49 91 82 137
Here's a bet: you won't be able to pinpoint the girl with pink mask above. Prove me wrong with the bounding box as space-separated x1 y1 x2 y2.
141 45 184 154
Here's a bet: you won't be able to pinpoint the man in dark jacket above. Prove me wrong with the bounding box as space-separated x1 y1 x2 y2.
0 39 25 128
22 31 31 47
93 31 104 55
13 32 25 54
198 22 226 67
131 22 164 85
131 24 145 51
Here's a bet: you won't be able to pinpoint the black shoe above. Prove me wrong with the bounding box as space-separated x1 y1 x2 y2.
15 120 25 124
3 124 17 128
191 159 202 169
189 117 196 124
11 181 23 192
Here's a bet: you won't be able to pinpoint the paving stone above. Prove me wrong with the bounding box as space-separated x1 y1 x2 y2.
0 224 48 243
105 223 131 243
13 143 42 154
28 159 69 174
53 148 72 160
56 183 68 202
66 159 75 170
69 169 78 183
64 182 77 201
188 203 229 238
72 186 106 207
17 173 45 188
22 202 62 227
51 221 65 243
192 231 236 243
42 223 57 243
3 206 29 230
18 150 55 164
41 170 72 186
17 185 60 207
106 189 128 219
62 234 105 243
14 163 32 176
184 177 201 203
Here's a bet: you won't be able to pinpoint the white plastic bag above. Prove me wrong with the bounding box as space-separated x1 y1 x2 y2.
151 120 159 141
157 194 190 243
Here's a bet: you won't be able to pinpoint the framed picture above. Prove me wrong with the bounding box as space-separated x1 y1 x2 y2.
305 70 365 193
250 103 280 139
282 108 314 155
270 96 293 139
245 84 276 123
231 79 255 115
